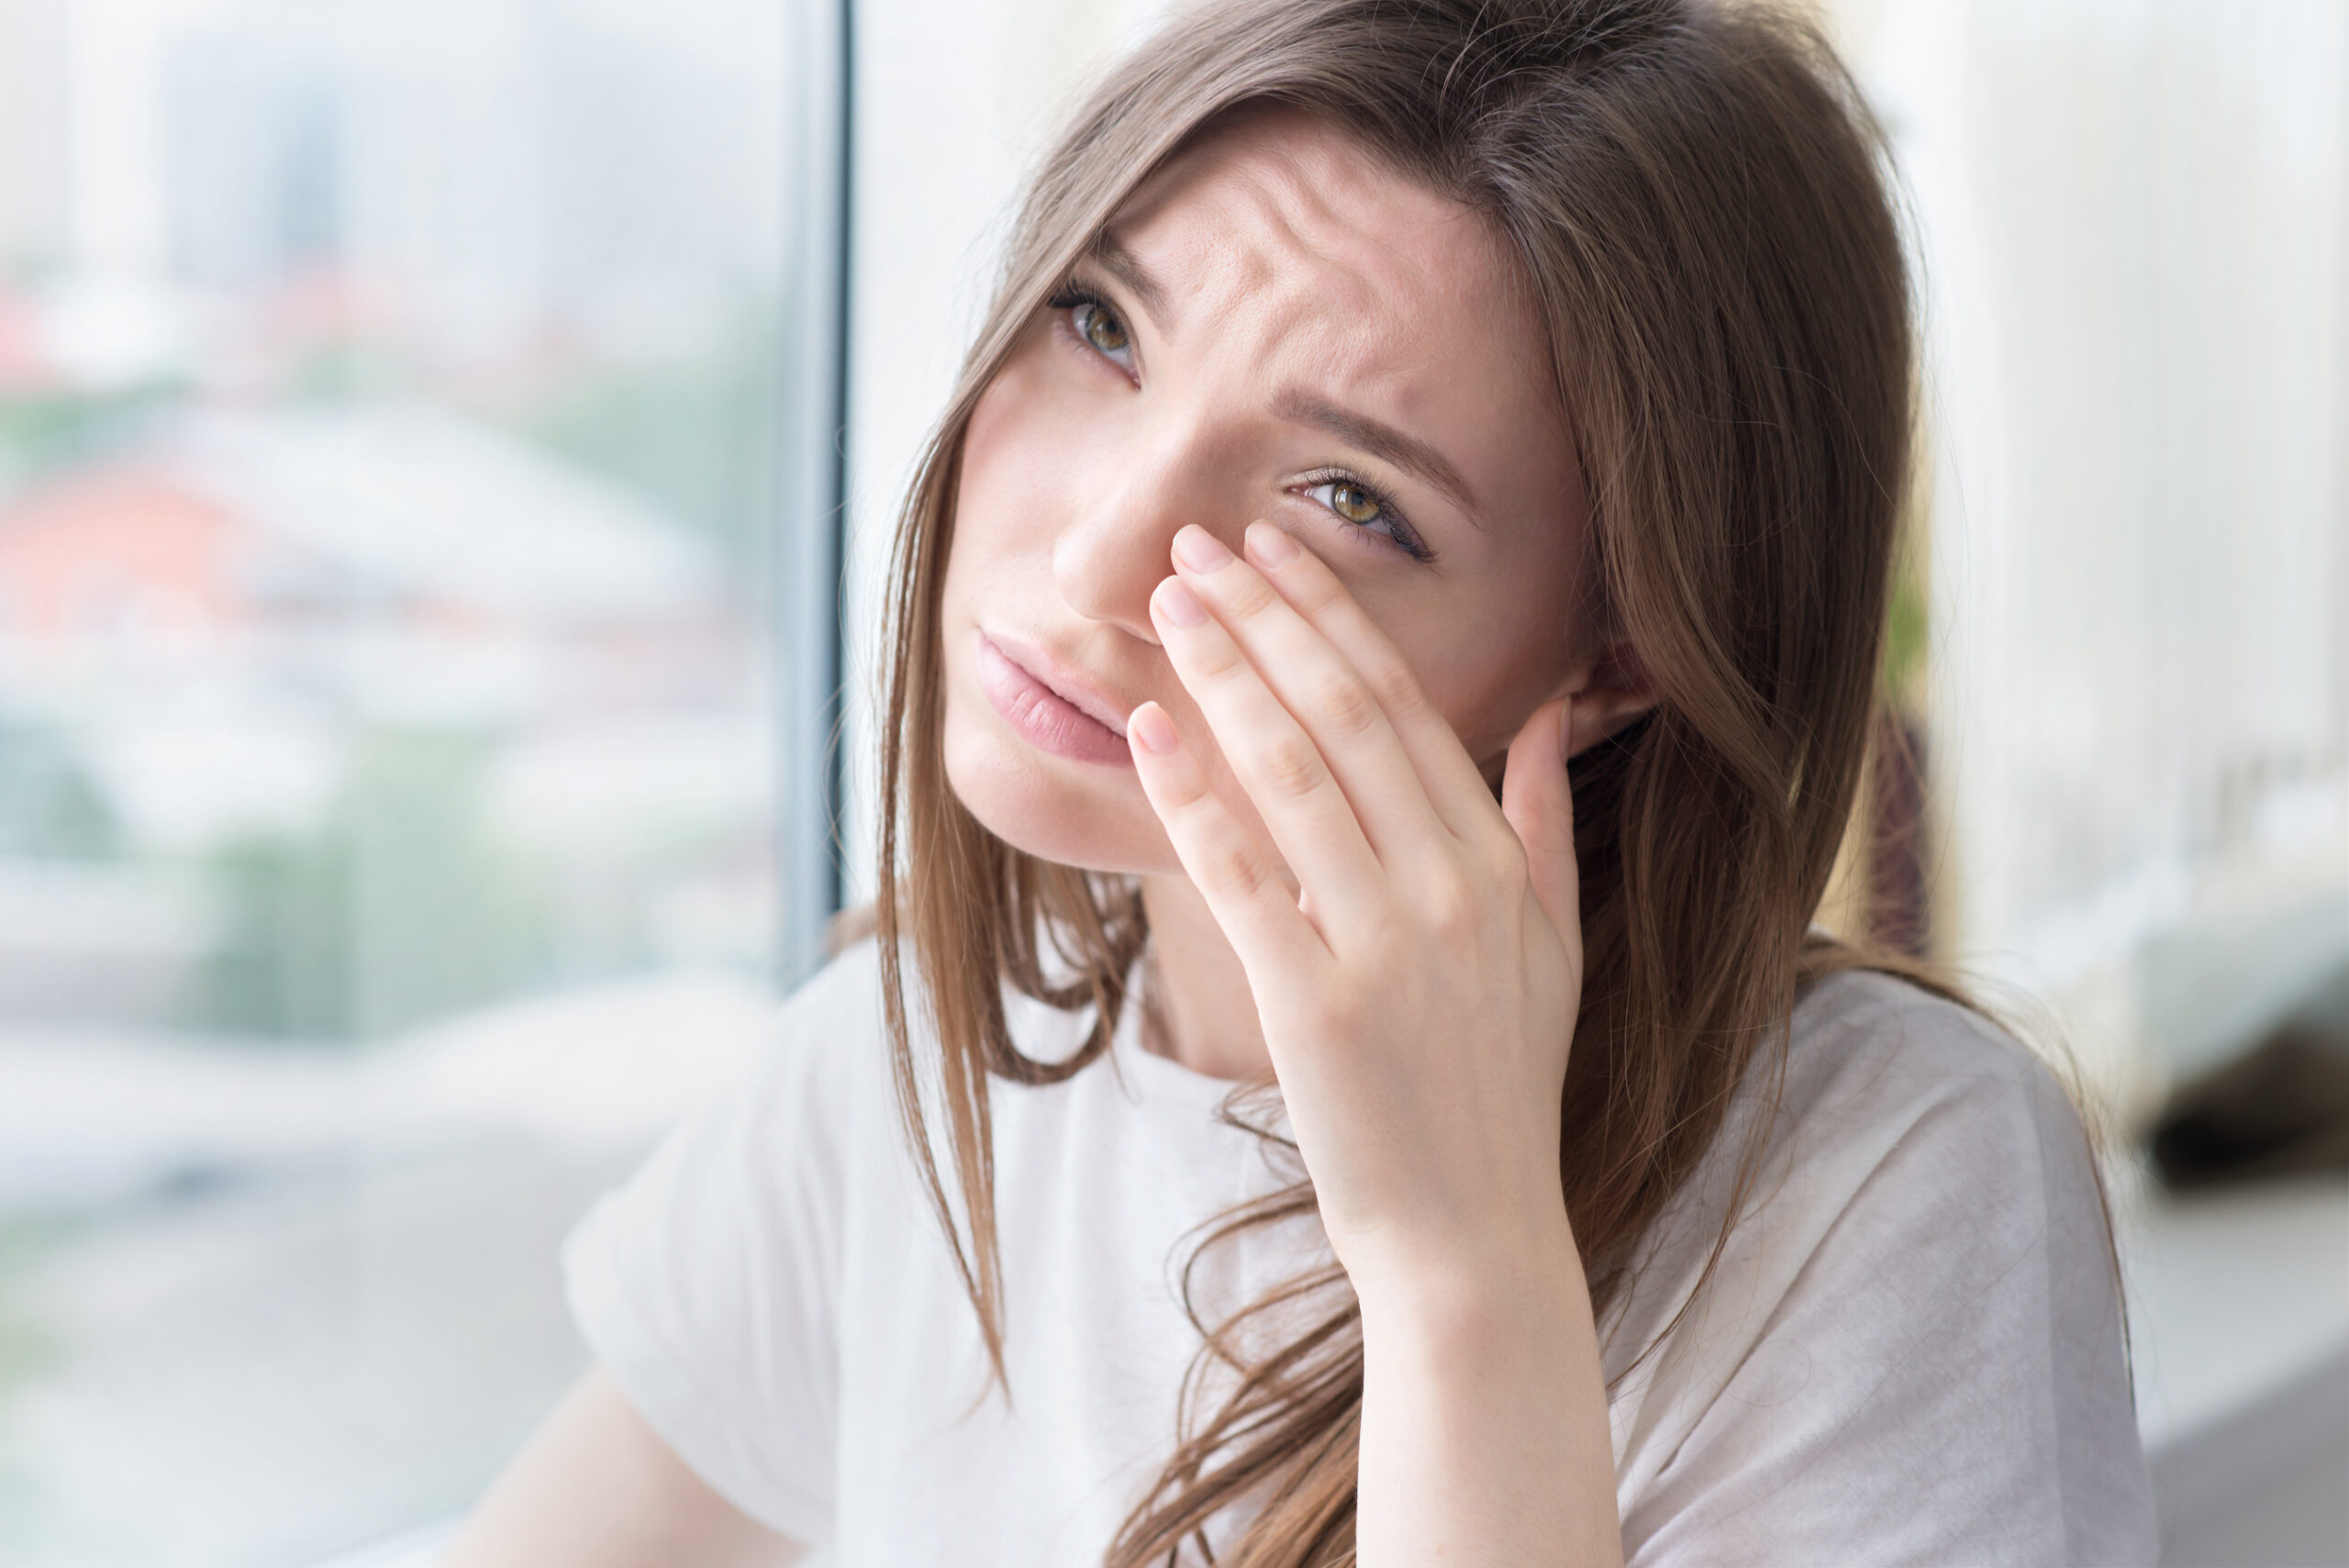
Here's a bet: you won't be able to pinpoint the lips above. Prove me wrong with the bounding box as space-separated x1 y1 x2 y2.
974 630 1135 767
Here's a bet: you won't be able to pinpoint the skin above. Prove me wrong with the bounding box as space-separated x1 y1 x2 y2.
449 108 1646 1566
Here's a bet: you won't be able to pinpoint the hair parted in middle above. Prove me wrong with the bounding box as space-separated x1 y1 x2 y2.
869 1 1921 1562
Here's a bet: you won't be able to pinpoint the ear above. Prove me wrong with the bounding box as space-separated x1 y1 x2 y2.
1560 639 1655 758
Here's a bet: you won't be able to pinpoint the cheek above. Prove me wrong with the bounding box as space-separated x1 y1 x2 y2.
933 361 1188 877
949 375 1053 584
1388 570 1580 761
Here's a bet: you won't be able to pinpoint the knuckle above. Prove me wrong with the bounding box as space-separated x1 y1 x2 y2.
1308 669 1381 739
1225 572 1282 621
1421 872 1477 939
1358 912 1410 966
1476 833 1530 891
1210 840 1276 902
1254 731 1328 800
1189 636 1247 683
1162 767 1218 815
1366 658 1430 721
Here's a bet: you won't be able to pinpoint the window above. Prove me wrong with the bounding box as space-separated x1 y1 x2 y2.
0 0 845 1562
1849 0 2349 1107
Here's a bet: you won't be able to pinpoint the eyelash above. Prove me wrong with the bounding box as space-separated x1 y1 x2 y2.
1044 279 1434 565
1046 284 1133 375
1046 281 1106 314
1292 469 1433 562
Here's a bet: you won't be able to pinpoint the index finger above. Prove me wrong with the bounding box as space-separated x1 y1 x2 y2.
1241 522 1497 839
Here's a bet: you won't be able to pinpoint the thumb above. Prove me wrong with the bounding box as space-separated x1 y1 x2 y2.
1500 695 1582 950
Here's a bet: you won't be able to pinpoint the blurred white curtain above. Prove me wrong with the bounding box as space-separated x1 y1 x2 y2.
1854 0 2349 1100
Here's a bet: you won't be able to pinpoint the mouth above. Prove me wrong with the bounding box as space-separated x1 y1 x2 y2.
974 629 1135 768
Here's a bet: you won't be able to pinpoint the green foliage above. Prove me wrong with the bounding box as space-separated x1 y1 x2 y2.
506 305 785 570
1882 533 1929 712
0 1224 63 1395
0 384 182 495
200 829 356 1039
0 1221 72 1559
0 718 118 858
198 730 556 1043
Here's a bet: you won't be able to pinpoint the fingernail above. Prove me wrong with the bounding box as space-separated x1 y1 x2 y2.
1558 702 1577 764
1245 520 1298 566
1154 577 1208 628
1173 525 1234 573
1130 703 1181 755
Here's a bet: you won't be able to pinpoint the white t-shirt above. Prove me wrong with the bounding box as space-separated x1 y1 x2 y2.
562 940 2157 1565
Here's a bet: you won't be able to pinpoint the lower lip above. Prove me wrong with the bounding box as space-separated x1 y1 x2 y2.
974 632 1133 767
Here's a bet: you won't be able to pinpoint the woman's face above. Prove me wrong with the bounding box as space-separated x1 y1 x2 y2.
941 111 1592 876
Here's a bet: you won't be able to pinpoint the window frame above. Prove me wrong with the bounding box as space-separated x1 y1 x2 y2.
774 0 856 978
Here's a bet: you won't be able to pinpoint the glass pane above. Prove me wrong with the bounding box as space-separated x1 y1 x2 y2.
0 0 798 1561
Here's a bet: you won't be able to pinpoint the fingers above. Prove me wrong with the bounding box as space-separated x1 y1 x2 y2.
1127 701 1332 976
1150 561 1391 925
1500 696 1582 951
1231 523 1496 839
1164 524 1452 870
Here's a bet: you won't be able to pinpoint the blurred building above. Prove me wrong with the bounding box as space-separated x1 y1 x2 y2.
0 0 72 276
155 0 783 362
0 407 761 1030
0 407 731 726
0 3 797 1562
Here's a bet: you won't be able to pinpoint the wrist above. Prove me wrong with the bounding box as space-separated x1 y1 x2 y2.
1350 1209 1588 1351
1350 1207 1624 1568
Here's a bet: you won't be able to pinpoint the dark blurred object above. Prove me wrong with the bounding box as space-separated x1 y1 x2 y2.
2151 985 2349 1190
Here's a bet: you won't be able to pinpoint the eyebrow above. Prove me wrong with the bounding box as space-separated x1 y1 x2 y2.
1272 388 1483 525
1084 233 1172 327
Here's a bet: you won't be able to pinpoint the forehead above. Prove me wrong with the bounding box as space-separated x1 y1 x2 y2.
1102 110 1566 520
1111 108 1517 316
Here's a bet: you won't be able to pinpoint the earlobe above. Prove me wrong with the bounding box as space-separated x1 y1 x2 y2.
1559 639 1656 760
1563 692 1655 757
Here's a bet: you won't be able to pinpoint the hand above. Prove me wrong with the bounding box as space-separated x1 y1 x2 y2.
1126 520 1586 1296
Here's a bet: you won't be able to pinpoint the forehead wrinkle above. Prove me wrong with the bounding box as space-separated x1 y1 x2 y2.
1183 185 1411 419
1225 152 1393 314
1107 118 1551 530
1212 174 1475 473
1119 124 1444 368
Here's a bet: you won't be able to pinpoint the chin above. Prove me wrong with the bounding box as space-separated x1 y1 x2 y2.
941 706 1175 876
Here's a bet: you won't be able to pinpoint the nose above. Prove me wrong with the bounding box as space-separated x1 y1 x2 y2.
1051 428 1244 643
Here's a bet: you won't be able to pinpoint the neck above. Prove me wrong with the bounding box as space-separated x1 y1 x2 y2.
1138 872 1274 1082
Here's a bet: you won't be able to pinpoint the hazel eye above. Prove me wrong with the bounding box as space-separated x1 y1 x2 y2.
1300 475 1432 562
1322 481 1383 525
1074 301 1130 358
1308 478 1391 530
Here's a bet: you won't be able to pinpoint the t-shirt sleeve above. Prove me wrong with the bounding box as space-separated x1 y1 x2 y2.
560 948 874 1546
1616 984 2159 1567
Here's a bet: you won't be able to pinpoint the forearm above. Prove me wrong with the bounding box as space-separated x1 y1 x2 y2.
445 1369 804 1568
1353 1220 1623 1567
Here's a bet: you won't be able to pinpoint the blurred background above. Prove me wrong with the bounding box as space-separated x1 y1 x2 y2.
0 0 2340 1564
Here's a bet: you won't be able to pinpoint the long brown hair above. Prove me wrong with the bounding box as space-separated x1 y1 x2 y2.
873 2 1921 1561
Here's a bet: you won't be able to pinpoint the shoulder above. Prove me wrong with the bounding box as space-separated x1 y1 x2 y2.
1787 966 2060 1114
1610 972 2153 1563
1614 968 2114 1375
740 936 893 1105
1774 969 2100 1225
607 938 898 1210
782 933 890 1040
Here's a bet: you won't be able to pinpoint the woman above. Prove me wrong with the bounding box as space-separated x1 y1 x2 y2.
453 0 2156 1562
